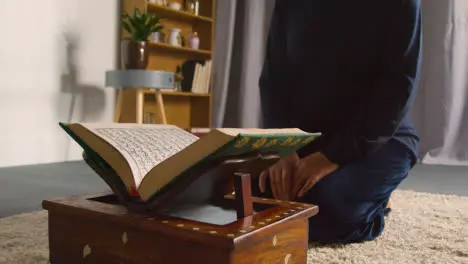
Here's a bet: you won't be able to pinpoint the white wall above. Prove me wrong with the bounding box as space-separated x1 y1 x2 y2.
0 0 119 167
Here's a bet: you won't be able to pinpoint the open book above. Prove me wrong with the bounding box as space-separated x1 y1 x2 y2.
60 123 320 203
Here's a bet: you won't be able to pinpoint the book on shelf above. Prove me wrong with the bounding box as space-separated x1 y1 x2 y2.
191 60 212 94
59 122 320 207
161 59 211 95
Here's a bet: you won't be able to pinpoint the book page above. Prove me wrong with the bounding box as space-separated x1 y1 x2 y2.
80 123 199 187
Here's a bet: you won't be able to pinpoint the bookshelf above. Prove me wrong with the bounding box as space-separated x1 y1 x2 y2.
117 0 215 129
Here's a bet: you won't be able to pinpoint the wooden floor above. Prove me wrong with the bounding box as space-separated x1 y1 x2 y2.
0 161 467 218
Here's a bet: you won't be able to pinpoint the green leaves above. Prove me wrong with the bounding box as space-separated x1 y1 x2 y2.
121 8 164 42
134 8 142 21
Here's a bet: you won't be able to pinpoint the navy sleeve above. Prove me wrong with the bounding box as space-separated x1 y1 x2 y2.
259 1 289 128
319 0 422 165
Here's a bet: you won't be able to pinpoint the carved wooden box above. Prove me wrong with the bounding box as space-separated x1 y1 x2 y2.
43 192 317 264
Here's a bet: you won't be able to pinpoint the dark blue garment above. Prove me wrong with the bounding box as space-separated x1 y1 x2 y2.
251 139 412 243
299 139 412 243
259 0 422 165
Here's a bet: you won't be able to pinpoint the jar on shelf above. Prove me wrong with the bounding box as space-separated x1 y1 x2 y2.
184 0 199 15
168 28 182 47
151 31 165 43
187 32 200 50
168 2 182 10
149 0 165 5
184 0 194 13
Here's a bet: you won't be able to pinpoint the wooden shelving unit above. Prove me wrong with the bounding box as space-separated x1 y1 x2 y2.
147 2 214 23
149 41 212 56
142 89 211 97
118 0 215 128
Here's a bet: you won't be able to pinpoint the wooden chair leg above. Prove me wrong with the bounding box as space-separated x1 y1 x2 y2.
114 90 123 123
136 89 144 124
155 90 167 124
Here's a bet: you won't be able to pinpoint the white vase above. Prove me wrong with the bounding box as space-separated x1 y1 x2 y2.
150 0 164 5
168 28 182 47
188 32 200 50
168 2 181 10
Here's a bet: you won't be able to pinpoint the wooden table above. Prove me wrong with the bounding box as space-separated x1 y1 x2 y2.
105 70 175 124
43 192 317 264
43 150 319 263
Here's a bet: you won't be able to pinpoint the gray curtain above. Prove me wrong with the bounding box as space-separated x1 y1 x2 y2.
213 0 468 168
412 0 468 166
211 0 275 128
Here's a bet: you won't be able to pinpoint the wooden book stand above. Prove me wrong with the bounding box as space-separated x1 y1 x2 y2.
42 151 318 264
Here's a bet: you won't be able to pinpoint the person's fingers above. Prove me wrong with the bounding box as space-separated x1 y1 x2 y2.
281 168 288 199
291 163 302 195
272 168 284 199
259 170 268 193
298 177 315 198
281 167 291 200
292 162 307 197
269 168 279 199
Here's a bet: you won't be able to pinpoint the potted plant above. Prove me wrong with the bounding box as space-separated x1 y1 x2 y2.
174 65 184 91
121 8 163 69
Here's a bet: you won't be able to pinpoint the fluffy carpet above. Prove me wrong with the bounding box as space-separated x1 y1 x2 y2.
0 190 467 264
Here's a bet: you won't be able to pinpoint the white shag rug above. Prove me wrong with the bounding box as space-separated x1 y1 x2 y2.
0 190 467 264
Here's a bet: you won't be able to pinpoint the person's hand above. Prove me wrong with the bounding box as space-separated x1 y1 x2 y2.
259 152 299 200
292 152 338 198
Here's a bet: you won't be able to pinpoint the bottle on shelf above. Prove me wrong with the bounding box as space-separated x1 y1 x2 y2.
184 0 199 15
194 0 200 15
188 32 200 50
184 0 194 13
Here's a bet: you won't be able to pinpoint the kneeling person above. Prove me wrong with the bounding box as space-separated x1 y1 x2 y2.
256 0 422 244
